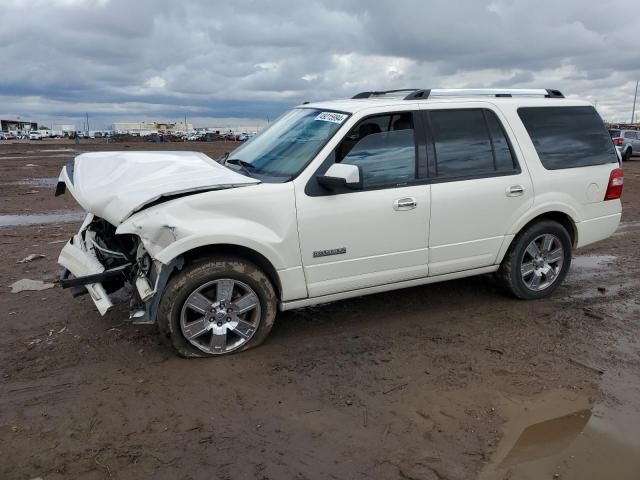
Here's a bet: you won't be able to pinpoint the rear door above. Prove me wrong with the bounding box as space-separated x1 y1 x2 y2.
420 106 534 276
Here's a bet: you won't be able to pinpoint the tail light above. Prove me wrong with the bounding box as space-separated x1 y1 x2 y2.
604 168 624 200
613 137 624 146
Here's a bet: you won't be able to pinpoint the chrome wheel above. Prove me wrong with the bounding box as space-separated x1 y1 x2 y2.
180 278 261 355
520 234 564 291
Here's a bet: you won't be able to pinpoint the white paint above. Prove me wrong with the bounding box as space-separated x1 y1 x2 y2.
58 94 623 319
59 151 259 225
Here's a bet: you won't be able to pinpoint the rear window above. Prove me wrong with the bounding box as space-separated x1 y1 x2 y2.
518 106 618 170
609 129 621 137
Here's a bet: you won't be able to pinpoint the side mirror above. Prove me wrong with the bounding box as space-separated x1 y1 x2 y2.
317 163 363 190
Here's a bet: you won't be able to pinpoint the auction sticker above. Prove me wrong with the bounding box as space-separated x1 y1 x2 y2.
315 112 348 124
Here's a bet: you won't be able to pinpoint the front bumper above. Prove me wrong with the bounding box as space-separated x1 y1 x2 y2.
57 214 158 320
58 235 115 315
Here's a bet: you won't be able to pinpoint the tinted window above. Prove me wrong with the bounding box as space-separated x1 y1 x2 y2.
623 131 638 139
338 113 416 187
518 106 618 170
609 129 621 137
485 111 517 172
431 110 493 177
430 109 517 178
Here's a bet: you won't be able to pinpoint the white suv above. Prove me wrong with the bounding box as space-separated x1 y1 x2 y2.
56 88 623 357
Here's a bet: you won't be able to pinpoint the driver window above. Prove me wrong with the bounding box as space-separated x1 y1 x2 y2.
335 113 417 188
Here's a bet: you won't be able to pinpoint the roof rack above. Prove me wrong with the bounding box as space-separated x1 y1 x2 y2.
352 88 565 100
351 89 421 99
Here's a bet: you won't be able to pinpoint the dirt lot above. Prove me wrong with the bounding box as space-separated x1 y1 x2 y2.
1 140 639 480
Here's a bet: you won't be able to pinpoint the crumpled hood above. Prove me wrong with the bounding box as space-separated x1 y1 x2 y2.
58 151 259 225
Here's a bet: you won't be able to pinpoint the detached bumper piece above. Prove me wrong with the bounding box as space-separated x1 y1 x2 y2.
59 263 131 288
58 239 128 315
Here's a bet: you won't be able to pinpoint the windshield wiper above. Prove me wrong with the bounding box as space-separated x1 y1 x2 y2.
225 158 257 177
226 158 255 170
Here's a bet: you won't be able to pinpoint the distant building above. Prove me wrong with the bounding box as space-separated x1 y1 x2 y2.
607 122 640 130
1 119 38 133
205 125 265 135
111 121 193 134
52 124 76 133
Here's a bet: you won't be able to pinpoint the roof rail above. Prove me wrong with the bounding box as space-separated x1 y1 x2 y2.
404 88 564 99
351 89 420 99
352 88 565 100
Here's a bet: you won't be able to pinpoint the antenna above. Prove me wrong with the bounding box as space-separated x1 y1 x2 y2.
632 80 638 124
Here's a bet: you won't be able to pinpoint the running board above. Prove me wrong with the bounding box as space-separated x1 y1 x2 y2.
279 265 499 311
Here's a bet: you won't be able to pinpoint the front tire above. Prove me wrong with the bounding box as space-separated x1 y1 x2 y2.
498 220 572 300
158 256 277 357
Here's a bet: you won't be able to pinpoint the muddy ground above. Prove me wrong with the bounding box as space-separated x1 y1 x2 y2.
0 140 639 480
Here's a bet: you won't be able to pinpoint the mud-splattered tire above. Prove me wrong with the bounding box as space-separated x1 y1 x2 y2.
157 256 277 357
498 220 572 300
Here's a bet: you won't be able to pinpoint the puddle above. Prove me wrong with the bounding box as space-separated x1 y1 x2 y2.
3 177 58 187
565 255 617 284
0 211 85 227
0 154 75 160
613 221 640 237
570 254 617 270
563 255 640 299
616 221 640 231
480 389 640 479
570 280 640 300
36 149 78 153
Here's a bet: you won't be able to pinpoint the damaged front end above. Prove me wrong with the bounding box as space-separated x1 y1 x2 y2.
58 214 178 324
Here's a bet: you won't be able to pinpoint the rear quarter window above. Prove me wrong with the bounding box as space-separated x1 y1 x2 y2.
518 106 618 170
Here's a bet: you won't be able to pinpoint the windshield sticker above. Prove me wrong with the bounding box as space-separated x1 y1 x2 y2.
315 112 348 124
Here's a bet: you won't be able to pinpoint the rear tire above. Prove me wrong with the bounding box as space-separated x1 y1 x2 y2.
498 220 572 300
157 256 277 357
624 148 632 161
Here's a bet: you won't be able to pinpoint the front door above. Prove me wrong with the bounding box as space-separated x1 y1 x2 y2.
296 111 430 297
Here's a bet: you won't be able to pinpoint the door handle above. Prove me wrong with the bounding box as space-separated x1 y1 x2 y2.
506 185 525 197
394 197 417 211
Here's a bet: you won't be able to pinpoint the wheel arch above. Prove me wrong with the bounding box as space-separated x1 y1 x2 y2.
518 211 577 247
499 209 578 264
174 244 283 300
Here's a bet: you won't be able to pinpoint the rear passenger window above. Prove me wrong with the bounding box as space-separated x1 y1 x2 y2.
429 109 517 179
518 106 618 170
624 131 638 139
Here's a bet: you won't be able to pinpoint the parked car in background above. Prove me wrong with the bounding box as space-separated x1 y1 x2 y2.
29 131 43 140
0 132 6 140
236 133 249 141
609 129 639 161
56 88 623 357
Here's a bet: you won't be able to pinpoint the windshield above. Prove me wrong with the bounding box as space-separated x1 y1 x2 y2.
225 108 349 178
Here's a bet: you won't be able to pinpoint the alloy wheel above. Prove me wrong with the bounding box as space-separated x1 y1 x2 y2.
180 278 261 354
520 234 564 291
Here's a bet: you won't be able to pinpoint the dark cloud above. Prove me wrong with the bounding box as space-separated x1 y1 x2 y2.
1 0 639 128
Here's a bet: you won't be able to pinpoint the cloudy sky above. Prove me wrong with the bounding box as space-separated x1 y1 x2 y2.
1 0 639 129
